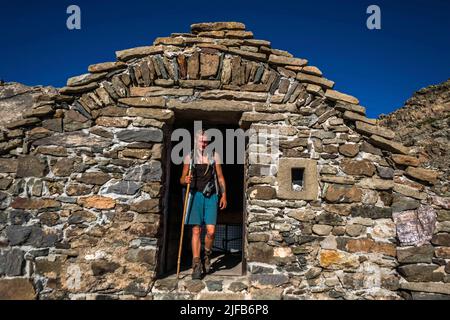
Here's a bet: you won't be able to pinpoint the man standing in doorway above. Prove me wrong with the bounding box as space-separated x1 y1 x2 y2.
180 129 227 279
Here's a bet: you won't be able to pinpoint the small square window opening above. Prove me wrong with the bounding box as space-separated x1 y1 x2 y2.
291 167 305 191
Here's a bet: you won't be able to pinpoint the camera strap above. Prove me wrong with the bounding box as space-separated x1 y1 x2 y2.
210 152 219 197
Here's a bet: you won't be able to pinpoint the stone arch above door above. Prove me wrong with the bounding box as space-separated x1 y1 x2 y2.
4 22 390 150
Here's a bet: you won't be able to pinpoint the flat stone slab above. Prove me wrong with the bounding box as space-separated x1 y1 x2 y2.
325 89 359 105
32 132 112 148
369 135 410 155
399 282 450 295
116 45 163 61
191 22 246 33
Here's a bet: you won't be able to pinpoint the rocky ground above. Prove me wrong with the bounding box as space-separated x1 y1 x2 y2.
379 79 450 196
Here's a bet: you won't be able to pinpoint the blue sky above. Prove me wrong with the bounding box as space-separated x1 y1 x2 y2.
0 0 449 118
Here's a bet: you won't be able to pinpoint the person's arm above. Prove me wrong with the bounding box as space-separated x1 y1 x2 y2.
214 153 227 210
180 154 192 186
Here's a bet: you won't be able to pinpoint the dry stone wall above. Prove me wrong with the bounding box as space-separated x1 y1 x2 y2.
0 21 448 300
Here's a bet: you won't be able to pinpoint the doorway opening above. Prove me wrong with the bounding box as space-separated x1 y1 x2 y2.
159 111 246 277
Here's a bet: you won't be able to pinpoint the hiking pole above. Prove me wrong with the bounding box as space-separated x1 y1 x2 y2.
177 167 193 279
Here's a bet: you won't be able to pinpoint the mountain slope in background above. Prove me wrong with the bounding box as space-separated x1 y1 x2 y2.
379 79 450 189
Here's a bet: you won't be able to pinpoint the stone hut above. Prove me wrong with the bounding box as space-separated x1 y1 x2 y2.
0 22 449 300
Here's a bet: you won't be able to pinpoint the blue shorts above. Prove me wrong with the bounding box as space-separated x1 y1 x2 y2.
185 191 218 226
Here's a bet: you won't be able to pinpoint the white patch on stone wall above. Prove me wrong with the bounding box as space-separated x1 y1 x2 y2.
274 247 293 258
370 219 396 240
320 235 338 250
307 130 319 160
66 264 82 290
85 250 107 261
363 262 382 289
97 213 109 225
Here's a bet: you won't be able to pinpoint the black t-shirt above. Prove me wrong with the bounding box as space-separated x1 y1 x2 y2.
192 163 214 191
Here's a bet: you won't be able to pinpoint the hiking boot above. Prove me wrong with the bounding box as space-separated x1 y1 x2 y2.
191 257 202 280
204 249 212 274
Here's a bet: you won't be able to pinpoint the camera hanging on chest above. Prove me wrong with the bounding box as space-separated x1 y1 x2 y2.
192 163 216 198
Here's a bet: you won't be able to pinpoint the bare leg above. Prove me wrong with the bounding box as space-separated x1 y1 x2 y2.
191 225 202 259
191 225 203 279
205 224 215 251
